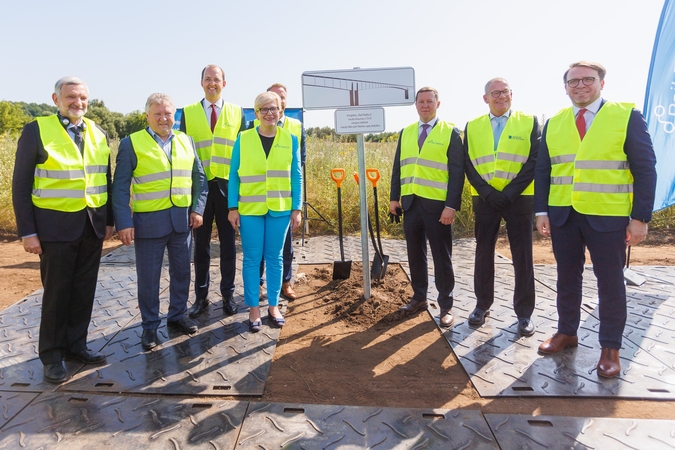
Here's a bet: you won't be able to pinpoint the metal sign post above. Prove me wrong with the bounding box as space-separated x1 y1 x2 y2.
356 133 371 298
302 67 415 298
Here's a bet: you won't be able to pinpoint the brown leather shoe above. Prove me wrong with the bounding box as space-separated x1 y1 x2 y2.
400 299 428 314
281 282 297 300
597 348 621 378
439 309 454 328
538 333 578 354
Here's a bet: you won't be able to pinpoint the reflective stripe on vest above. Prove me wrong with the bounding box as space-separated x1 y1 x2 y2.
399 121 453 201
129 130 194 212
546 102 634 215
183 101 241 181
32 115 109 212
237 128 293 215
466 111 534 196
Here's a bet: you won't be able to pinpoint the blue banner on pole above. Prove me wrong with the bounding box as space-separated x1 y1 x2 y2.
644 0 675 211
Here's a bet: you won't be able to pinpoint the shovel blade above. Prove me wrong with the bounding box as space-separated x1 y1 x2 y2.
333 260 352 280
624 268 646 286
371 254 390 280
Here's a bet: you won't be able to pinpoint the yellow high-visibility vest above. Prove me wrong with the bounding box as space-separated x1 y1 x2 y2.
466 111 534 196
33 115 109 212
183 101 241 180
129 130 194 212
237 128 293 215
546 102 634 216
399 121 454 201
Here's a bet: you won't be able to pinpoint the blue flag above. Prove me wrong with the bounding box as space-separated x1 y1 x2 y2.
644 0 675 211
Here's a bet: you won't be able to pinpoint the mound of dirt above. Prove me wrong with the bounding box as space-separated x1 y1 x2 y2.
295 263 411 328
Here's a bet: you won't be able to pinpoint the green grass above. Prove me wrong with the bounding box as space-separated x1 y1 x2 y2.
302 137 475 238
1 133 673 238
0 136 16 235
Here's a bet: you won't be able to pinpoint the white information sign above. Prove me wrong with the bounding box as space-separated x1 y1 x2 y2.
302 67 415 110
334 108 385 135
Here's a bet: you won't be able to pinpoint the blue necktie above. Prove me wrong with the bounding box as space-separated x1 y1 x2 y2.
493 116 506 150
418 123 429 149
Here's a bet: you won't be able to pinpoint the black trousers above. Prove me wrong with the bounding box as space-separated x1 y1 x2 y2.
39 219 103 365
473 196 535 319
403 199 454 310
194 179 236 299
551 209 627 349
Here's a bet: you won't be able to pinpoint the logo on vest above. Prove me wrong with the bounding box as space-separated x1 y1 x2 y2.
274 144 291 149
507 135 525 141
427 140 444 146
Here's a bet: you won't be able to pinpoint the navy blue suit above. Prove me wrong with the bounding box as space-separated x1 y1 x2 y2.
390 122 464 310
464 114 540 320
534 100 657 349
112 129 207 330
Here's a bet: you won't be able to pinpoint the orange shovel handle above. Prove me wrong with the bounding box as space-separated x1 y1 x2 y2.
366 168 380 187
330 168 346 188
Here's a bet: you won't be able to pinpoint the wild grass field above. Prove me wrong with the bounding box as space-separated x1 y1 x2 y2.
1 134 672 237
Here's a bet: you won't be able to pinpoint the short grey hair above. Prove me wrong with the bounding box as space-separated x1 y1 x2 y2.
144 93 174 113
484 77 509 94
54 76 87 98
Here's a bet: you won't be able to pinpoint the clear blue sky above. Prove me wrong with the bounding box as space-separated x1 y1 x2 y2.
0 0 664 132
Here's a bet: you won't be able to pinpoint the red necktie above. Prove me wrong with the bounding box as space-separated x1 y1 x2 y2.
576 108 587 140
210 103 217 132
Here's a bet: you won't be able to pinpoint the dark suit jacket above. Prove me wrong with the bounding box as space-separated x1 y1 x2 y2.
12 120 113 242
180 100 246 196
390 121 464 214
534 100 657 232
111 129 208 239
463 112 540 215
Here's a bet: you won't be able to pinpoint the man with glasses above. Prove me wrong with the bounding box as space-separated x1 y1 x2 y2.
180 65 246 318
390 87 464 327
534 61 657 378
463 78 540 336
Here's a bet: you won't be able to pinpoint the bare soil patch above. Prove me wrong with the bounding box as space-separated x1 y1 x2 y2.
264 261 675 419
1 232 674 419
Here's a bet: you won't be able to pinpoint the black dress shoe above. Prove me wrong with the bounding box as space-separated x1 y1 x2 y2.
400 299 428 314
44 362 68 384
468 308 489 327
517 318 535 337
188 297 209 318
167 317 198 335
141 329 159 350
222 293 238 316
65 349 106 365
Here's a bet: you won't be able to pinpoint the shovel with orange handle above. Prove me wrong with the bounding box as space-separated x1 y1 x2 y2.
354 171 387 280
330 168 351 280
366 168 389 279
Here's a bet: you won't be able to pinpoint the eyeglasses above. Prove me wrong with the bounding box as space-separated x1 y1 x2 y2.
257 107 280 115
566 77 596 88
490 89 511 98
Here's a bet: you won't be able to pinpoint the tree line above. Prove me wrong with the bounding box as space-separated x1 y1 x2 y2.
0 100 147 140
1 100 402 142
